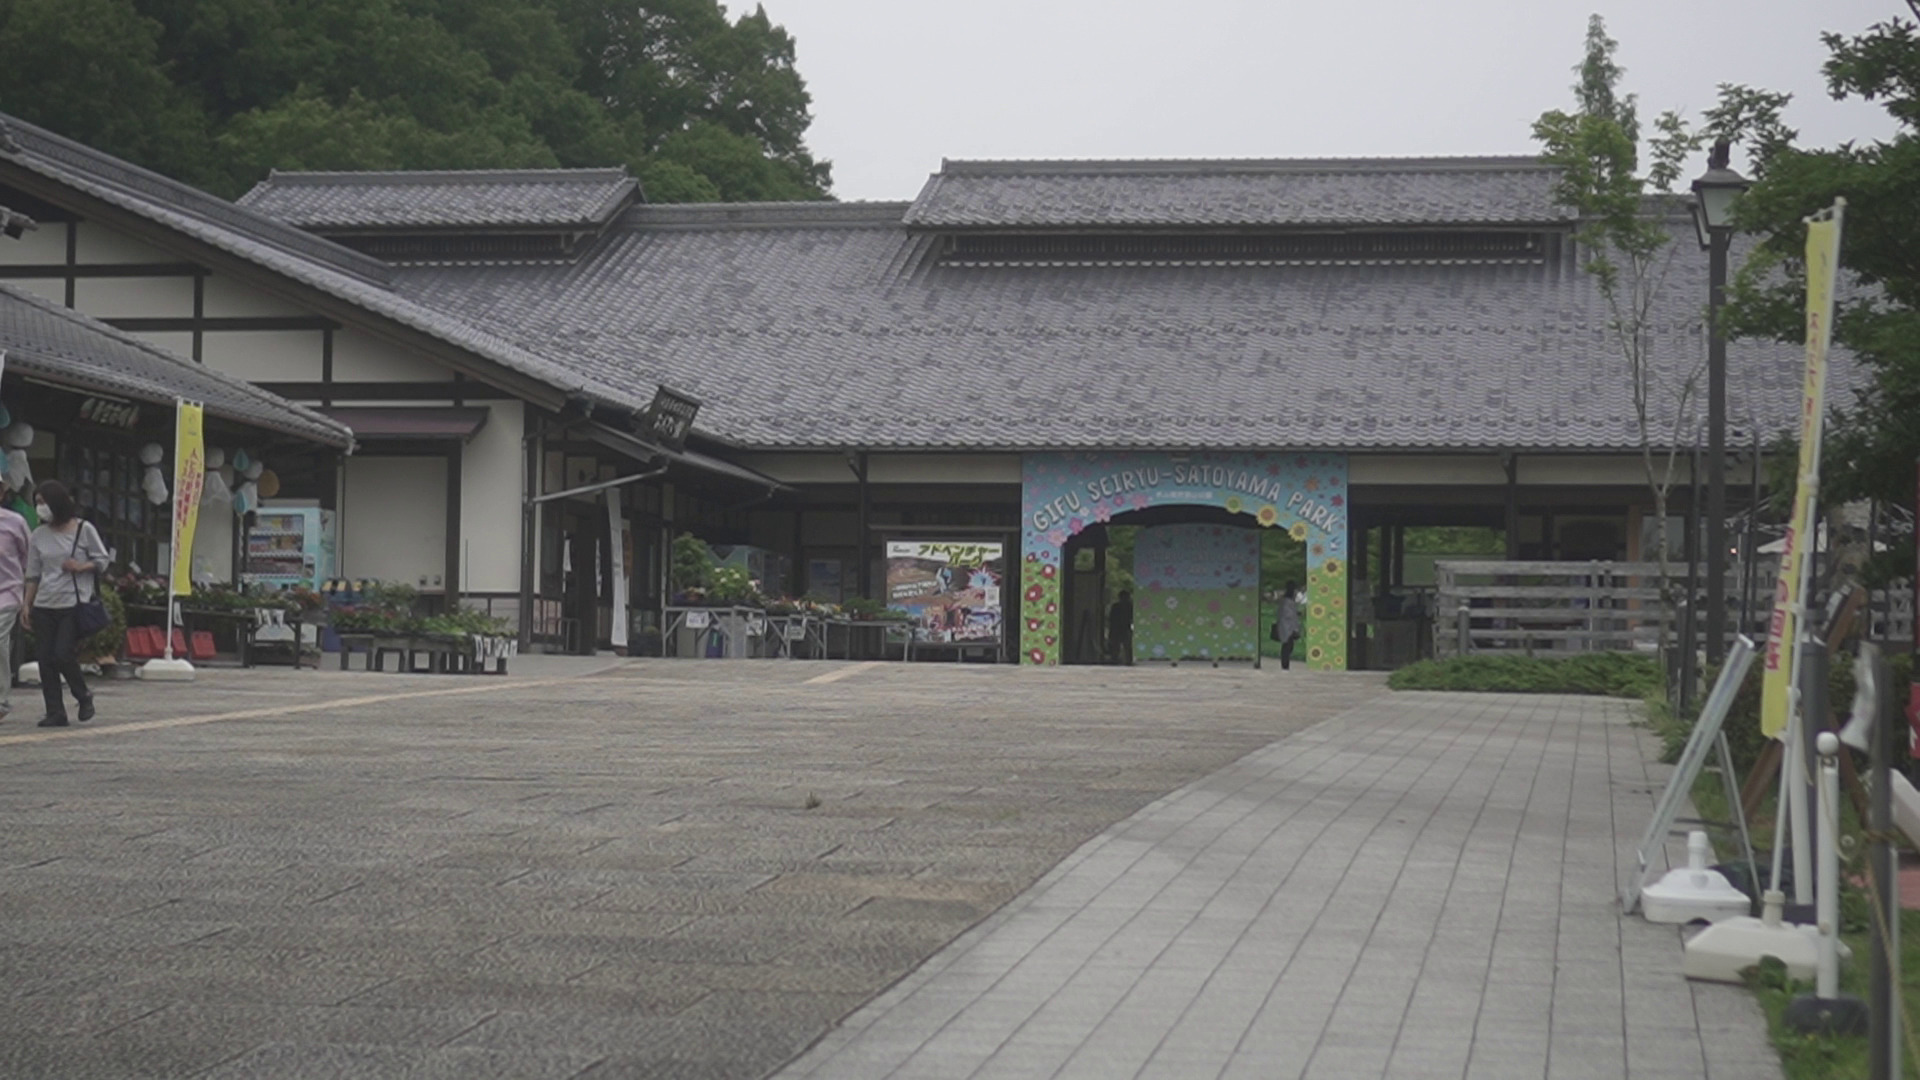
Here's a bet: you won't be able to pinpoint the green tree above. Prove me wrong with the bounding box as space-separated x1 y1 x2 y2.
1532 15 1707 607
1723 2 1920 541
0 0 831 201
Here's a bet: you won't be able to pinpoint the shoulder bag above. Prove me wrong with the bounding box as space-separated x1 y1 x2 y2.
69 524 110 637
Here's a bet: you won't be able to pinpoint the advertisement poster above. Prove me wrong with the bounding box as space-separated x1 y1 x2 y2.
1761 205 1843 739
170 399 204 595
885 540 1004 645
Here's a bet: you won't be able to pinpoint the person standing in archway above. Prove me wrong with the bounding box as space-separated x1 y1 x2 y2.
1272 581 1302 670
1107 588 1134 666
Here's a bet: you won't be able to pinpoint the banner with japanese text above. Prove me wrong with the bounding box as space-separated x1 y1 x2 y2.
170 400 204 595
1761 207 1842 738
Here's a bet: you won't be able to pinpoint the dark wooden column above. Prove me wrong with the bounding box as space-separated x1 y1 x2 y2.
445 443 463 607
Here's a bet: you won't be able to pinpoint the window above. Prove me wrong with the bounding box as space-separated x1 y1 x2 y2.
60 440 162 572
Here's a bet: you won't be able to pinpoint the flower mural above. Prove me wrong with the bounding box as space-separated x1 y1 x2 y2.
1021 451 1348 669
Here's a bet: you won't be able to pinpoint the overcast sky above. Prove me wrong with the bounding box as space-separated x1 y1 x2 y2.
764 0 1904 201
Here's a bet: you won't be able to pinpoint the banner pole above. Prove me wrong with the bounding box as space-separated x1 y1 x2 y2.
163 396 181 663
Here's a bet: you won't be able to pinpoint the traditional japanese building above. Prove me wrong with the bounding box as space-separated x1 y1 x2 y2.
0 113 1834 667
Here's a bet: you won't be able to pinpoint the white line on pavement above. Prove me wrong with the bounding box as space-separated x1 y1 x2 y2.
0 679 558 747
803 661 884 685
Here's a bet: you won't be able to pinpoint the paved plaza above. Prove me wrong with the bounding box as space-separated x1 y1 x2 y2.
0 661 1779 1079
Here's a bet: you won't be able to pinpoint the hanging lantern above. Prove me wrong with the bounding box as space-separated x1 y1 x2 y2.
139 442 165 466
256 469 281 498
4 448 29 490
2 422 33 448
242 458 264 481
206 447 226 469
202 470 232 505
231 449 251 473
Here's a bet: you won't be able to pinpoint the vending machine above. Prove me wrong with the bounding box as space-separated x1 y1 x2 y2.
242 506 336 590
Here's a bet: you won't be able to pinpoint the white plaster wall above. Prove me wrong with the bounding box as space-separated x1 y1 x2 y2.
330 328 453 382
1350 455 1507 485
0 225 66 264
5 278 66 305
341 455 447 589
201 272 308 318
459 403 524 594
73 224 174 264
869 454 1020 484
1517 455 1696 486
127 330 196 359
200 329 325 382
73 275 195 319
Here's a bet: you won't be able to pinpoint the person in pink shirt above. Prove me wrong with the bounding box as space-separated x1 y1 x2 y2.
0 481 30 721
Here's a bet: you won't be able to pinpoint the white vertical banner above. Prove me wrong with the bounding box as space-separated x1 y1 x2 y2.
607 487 628 650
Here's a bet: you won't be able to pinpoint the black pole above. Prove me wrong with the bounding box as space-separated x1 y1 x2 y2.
1679 445 1701 715
1743 428 1761 639
1707 221 1731 666
1868 641 1896 1080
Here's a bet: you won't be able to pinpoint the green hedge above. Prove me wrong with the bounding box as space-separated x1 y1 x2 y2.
1387 651 1663 698
1658 648 1916 776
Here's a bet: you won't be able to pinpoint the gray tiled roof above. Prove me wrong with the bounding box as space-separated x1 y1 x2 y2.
387 201 1835 452
0 285 353 448
239 168 639 231
0 113 649 414
904 157 1573 229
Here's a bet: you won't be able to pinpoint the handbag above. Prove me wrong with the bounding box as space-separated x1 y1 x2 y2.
68 525 110 637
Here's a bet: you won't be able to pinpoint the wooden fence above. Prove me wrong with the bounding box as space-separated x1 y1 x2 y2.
1433 560 1693 659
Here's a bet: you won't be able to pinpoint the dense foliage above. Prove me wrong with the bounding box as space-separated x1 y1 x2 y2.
1720 3 1920 525
1387 651 1663 698
0 0 830 201
1656 648 1915 775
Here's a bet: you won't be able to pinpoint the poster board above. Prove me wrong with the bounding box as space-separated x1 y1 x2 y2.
885 540 1005 646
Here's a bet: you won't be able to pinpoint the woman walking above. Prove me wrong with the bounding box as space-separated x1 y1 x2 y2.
22 482 108 727
1272 581 1303 671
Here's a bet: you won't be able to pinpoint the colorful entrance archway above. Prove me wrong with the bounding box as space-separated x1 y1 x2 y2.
1020 452 1350 669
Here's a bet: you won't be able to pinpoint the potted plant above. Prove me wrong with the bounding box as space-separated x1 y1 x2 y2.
670 533 716 604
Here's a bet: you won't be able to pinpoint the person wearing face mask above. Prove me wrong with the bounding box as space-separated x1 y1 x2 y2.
21 481 108 727
0 480 28 721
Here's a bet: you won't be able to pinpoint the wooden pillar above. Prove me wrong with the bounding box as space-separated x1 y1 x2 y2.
444 443 463 608
855 451 871 599
518 414 538 648
1503 454 1521 559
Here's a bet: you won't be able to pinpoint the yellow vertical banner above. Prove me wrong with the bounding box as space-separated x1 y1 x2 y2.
170 400 205 596
1759 207 1843 738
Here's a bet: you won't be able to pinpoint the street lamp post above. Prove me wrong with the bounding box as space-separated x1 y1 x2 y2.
1692 139 1751 668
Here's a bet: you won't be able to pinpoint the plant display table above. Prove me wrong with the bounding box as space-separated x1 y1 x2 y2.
822 617 915 661
663 606 766 658
336 632 514 674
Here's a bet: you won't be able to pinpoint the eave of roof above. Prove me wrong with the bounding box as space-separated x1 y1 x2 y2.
0 284 354 449
0 113 650 418
905 155 1573 231
239 167 640 233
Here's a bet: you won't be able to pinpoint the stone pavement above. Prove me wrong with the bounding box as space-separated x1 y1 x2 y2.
0 659 1388 1078
777 692 1783 1080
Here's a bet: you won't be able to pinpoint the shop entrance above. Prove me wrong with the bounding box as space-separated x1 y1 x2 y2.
1021 450 1349 669
1060 506 1306 665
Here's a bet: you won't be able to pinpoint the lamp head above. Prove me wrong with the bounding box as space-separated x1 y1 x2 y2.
1690 138 1750 246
